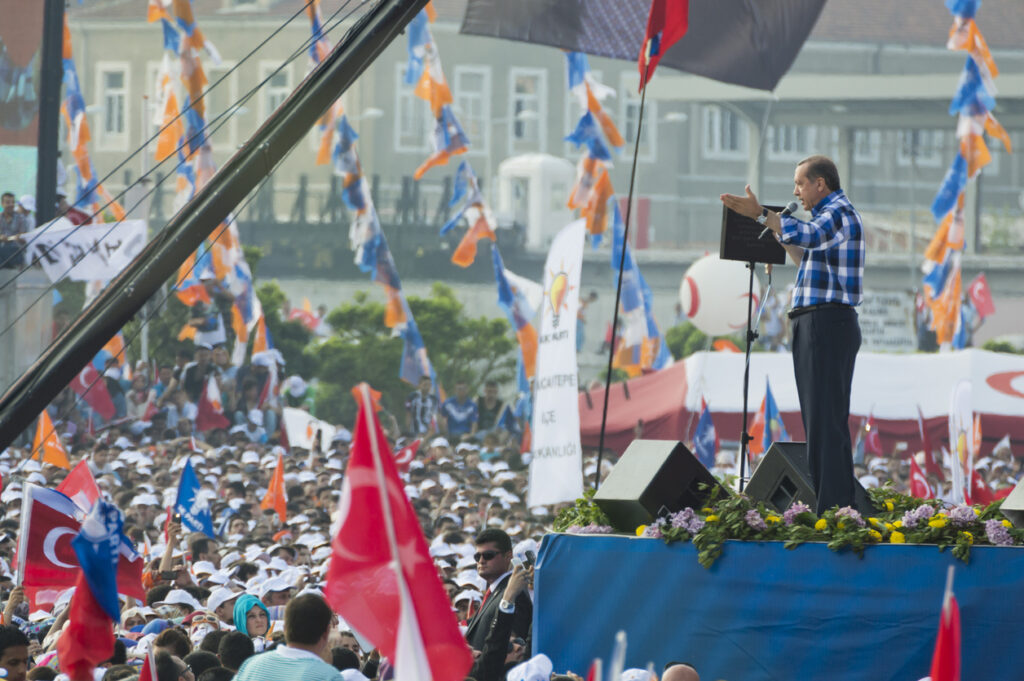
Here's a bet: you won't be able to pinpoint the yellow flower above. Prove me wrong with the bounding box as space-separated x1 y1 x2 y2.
702 507 714 514
814 518 828 531
961 531 974 545
705 514 719 523
890 531 906 544
884 500 895 512
868 529 882 542
973 508 981 516
636 525 647 536
868 517 881 527
765 515 782 524
884 522 894 531
1002 519 1013 528
837 520 846 530
937 511 948 518
893 520 903 528
928 517 948 529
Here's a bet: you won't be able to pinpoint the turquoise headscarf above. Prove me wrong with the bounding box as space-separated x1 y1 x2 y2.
232 594 270 636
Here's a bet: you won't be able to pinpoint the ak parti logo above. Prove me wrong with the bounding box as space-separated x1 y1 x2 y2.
986 371 1024 399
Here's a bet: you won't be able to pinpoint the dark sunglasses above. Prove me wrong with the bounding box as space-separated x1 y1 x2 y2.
474 550 501 562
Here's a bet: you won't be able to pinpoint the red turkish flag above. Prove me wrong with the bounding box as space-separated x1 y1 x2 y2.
638 0 690 90
394 439 422 474
966 273 995 318
909 457 934 499
70 364 116 421
16 486 145 607
970 470 996 506
325 384 472 681
57 460 101 512
929 592 961 681
864 414 883 456
195 376 230 432
57 572 115 681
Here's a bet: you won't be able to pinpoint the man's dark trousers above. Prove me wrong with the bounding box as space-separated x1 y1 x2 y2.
790 305 861 514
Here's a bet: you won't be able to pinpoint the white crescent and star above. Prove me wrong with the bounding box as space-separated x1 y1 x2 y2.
43 527 77 569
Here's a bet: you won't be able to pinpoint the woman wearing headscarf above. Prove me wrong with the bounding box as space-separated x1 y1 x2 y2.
232 594 272 652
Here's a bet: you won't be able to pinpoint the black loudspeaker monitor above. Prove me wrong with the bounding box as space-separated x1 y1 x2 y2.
593 439 727 531
746 441 873 514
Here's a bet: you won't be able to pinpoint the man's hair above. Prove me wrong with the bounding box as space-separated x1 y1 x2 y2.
331 647 362 671
27 666 60 681
184 650 221 678
0 625 29 657
1 193 13 202
190 537 213 557
154 628 191 658
283 593 334 646
198 629 227 655
100 665 137 681
197 668 235 681
474 528 512 552
146 584 173 606
217 631 255 671
798 155 841 192
155 652 183 681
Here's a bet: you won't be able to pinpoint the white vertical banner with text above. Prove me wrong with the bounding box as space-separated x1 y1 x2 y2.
528 219 585 507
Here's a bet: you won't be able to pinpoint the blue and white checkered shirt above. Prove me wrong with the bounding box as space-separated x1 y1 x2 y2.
778 189 865 310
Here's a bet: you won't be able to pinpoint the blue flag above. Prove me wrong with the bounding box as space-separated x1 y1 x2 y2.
174 458 215 538
762 379 789 452
694 401 717 469
72 500 127 622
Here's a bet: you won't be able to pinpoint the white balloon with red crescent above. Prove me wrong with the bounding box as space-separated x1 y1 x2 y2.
679 255 761 336
43 527 77 569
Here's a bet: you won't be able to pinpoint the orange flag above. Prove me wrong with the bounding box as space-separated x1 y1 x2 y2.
451 207 496 268
33 410 71 469
747 396 767 457
261 453 287 523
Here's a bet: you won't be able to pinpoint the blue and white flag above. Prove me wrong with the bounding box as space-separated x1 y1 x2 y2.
694 400 718 469
72 500 127 622
174 458 215 538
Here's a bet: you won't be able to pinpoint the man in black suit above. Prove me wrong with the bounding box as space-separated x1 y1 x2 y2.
463 529 532 652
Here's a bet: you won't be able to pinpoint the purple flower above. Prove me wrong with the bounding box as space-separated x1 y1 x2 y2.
667 508 705 534
642 524 663 539
745 509 767 531
985 519 1013 546
949 505 976 527
901 504 936 529
783 501 811 526
835 506 866 527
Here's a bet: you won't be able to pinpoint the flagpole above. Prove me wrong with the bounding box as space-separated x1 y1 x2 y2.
595 61 652 487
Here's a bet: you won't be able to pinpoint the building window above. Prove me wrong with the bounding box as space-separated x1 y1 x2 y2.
896 129 944 167
767 125 816 160
259 62 292 122
395 63 431 152
97 63 130 151
853 129 880 164
454 66 490 154
205 63 239 151
509 68 546 153
620 74 656 161
702 105 747 160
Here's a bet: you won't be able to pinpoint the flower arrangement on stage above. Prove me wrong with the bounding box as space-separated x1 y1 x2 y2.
555 484 1024 568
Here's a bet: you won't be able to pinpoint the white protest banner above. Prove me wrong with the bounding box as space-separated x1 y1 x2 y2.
23 217 147 283
282 406 337 451
528 219 585 507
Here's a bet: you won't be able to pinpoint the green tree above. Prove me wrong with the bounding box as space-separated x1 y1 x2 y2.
314 283 516 426
666 323 710 359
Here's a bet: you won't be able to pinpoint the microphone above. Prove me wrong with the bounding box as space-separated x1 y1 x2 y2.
758 201 800 239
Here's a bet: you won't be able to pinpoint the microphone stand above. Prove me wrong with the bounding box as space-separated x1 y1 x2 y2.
738 260 757 492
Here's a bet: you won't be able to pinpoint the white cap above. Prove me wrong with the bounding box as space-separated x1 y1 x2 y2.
207 586 241 613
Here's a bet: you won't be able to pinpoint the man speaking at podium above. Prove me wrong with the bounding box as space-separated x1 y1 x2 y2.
721 155 865 514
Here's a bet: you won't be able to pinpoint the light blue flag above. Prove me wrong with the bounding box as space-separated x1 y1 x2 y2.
175 458 215 538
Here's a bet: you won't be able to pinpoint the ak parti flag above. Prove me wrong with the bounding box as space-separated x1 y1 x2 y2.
638 0 690 90
325 383 472 681
261 453 287 523
33 410 71 469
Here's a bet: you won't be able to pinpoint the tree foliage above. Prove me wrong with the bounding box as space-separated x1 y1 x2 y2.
314 283 516 427
666 323 710 360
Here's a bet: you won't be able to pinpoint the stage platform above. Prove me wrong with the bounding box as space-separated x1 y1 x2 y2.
533 533 1024 681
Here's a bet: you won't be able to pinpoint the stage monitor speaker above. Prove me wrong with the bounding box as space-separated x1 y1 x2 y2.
593 439 727 531
1000 478 1024 527
745 441 873 514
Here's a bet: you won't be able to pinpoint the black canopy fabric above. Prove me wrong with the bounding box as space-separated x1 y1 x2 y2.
459 0 827 92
